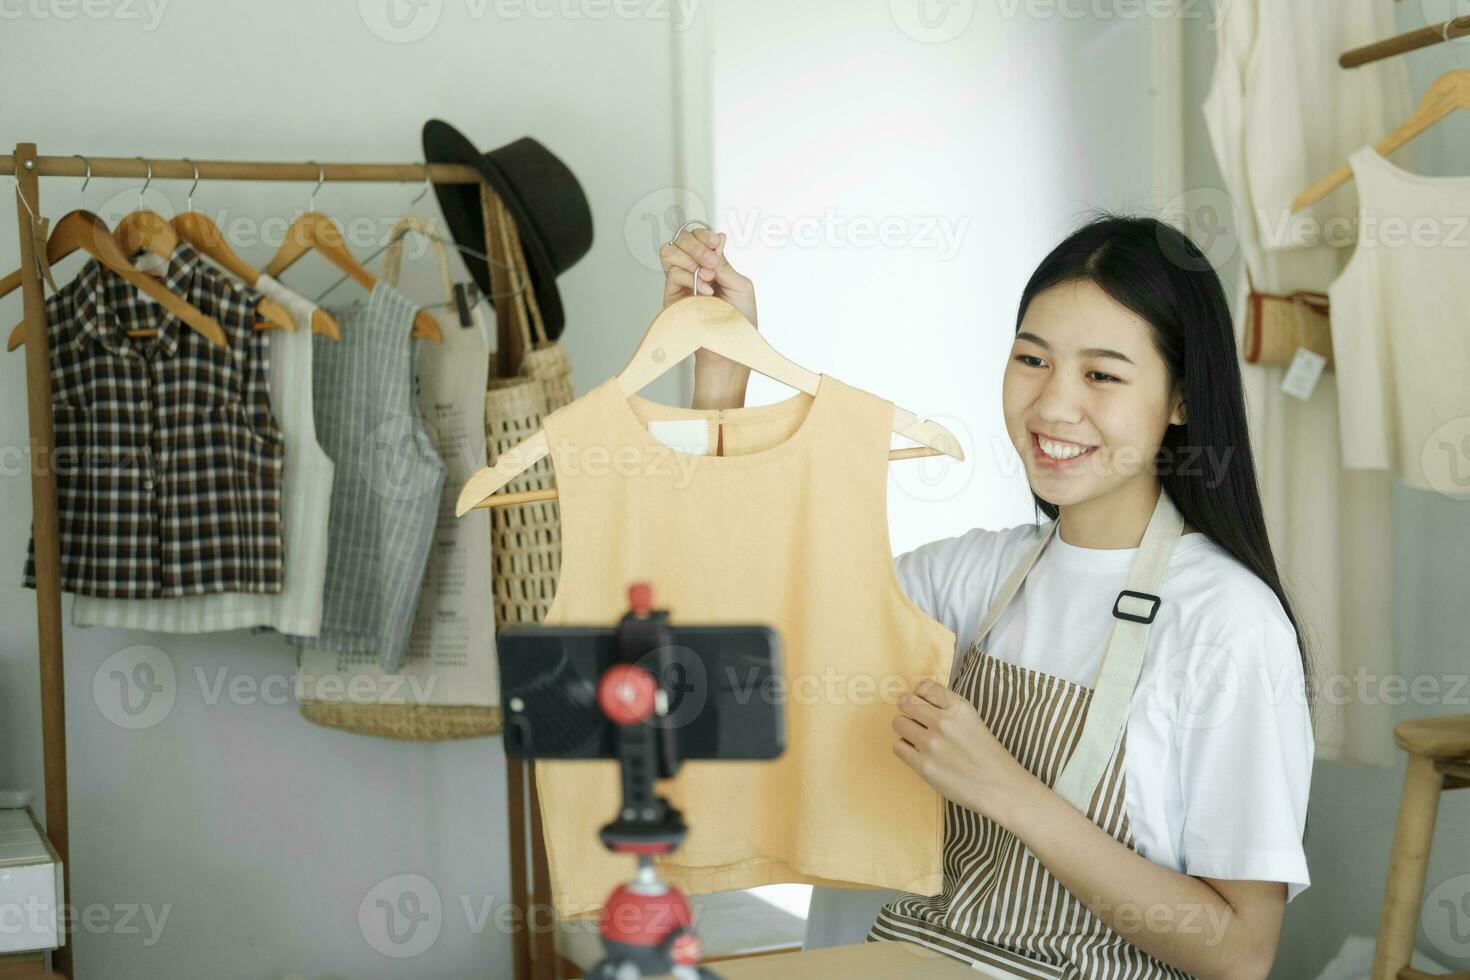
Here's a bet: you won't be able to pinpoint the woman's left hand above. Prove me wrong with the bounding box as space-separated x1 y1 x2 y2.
892 679 1035 827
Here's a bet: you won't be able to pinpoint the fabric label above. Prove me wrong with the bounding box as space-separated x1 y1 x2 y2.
648 418 709 455
1281 347 1327 401
131 252 169 275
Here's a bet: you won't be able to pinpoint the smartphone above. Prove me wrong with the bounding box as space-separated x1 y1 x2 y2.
497 623 785 762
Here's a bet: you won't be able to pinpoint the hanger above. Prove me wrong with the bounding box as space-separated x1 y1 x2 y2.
4 156 227 351
112 159 179 278
1292 68 1470 212
113 158 291 339
313 166 524 312
264 163 442 342
454 222 965 513
170 160 337 338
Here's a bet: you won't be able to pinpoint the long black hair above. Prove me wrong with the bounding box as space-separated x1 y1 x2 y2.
1015 213 1314 713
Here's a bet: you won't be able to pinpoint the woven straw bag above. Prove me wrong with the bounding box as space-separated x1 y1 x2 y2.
300 700 504 741
486 186 575 413
481 185 568 628
1243 283 1334 370
298 216 504 740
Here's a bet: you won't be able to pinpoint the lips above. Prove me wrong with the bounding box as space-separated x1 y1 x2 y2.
1030 431 1098 470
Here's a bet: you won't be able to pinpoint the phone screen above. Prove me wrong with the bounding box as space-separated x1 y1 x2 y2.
497 624 785 762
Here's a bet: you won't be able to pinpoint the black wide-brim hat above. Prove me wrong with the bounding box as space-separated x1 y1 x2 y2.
422 120 593 341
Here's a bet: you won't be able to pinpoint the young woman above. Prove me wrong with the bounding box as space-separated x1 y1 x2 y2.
659 215 1314 980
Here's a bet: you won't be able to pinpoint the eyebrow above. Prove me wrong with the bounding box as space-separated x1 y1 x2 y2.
1014 331 1136 365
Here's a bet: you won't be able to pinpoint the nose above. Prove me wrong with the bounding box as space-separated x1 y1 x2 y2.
1034 370 1084 426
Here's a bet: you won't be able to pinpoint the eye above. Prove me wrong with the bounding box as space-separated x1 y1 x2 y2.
1087 370 1122 383
1014 354 1046 368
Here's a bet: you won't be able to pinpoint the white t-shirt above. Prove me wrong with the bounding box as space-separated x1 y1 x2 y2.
895 520 1314 902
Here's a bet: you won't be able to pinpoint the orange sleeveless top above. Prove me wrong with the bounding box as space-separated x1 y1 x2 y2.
536 373 954 918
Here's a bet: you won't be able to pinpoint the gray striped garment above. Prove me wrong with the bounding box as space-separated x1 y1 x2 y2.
285 282 445 673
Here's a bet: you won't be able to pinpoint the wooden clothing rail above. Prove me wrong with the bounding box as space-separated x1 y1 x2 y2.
1339 14 1470 68
4 142 555 980
0 153 482 183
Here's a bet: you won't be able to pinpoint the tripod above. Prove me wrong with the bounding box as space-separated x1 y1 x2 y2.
584 584 721 980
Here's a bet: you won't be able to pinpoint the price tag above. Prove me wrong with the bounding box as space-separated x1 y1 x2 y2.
1281 347 1327 401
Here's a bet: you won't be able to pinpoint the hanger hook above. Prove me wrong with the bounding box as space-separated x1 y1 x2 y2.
183 159 200 212
72 154 91 210
667 218 712 249
411 162 433 206
135 157 152 209
307 161 324 213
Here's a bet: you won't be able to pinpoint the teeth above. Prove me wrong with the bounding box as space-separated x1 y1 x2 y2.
1038 436 1091 460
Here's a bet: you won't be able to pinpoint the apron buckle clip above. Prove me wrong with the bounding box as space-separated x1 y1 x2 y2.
1113 589 1161 624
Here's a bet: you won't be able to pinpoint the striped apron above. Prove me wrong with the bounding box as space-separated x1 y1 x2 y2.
869 492 1196 980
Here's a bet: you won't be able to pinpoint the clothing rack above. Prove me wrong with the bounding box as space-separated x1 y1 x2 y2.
3 143 553 979
1340 14 1470 67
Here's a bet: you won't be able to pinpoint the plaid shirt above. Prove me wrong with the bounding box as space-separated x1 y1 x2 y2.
23 242 285 598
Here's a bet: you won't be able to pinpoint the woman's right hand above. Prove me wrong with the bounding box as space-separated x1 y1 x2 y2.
660 225 757 408
661 225 758 348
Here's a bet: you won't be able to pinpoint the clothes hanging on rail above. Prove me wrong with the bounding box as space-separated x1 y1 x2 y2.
1328 147 1470 497
21 242 285 599
285 281 445 674
389 221 496 694
296 226 499 706
70 274 336 633
1200 0 1409 766
533 375 955 920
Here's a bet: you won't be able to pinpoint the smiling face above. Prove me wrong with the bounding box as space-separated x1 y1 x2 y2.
1002 278 1185 513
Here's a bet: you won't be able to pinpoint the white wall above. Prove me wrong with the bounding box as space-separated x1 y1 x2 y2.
703 0 1162 553
1179 7 1470 978
0 3 687 977
696 0 1164 930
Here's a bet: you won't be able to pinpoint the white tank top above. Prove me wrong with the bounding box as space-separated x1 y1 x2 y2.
1328 146 1470 497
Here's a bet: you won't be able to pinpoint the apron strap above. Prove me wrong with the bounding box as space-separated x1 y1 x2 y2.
974 520 1057 651
1052 491 1184 813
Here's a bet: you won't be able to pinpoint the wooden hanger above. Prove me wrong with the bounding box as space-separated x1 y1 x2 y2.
454 293 966 513
4 209 227 351
1292 69 1470 213
170 160 338 339
113 158 292 338
264 163 441 342
113 208 175 268
171 212 297 334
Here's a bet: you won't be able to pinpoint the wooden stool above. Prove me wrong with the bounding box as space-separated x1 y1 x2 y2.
1371 715 1470 980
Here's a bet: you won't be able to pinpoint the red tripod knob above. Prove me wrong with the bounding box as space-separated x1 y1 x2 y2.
599 882 693 946
628 582 653 616
599 663 657 725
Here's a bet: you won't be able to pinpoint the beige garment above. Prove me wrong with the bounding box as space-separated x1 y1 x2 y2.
1201 0 1410 766
535 373 955 919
